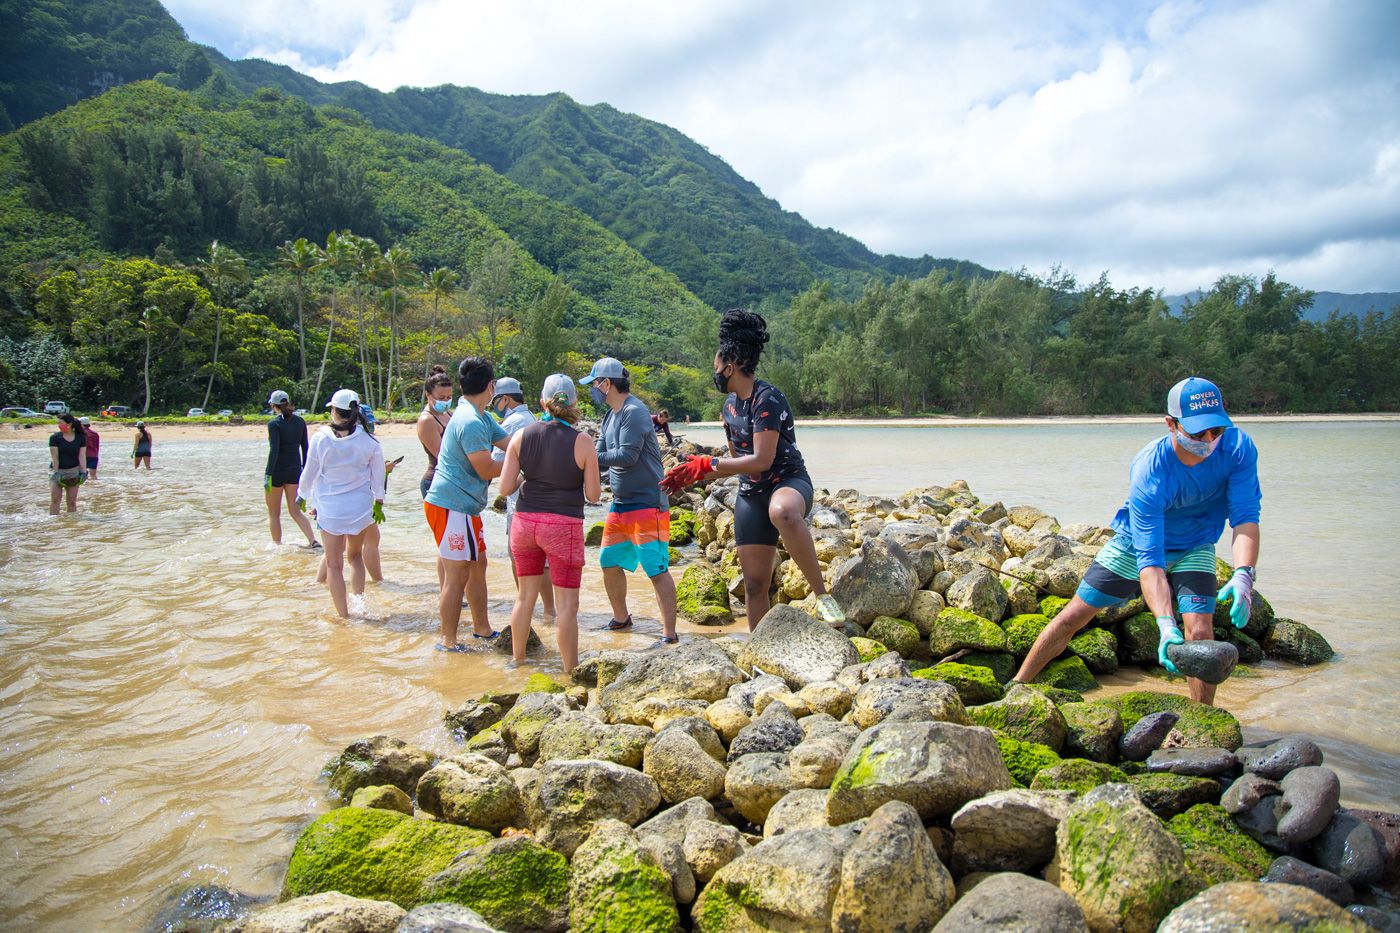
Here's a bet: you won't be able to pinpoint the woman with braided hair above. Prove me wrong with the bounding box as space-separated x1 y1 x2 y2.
661 309 846 630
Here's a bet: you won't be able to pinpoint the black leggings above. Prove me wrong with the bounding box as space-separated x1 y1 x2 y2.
733 475 814 548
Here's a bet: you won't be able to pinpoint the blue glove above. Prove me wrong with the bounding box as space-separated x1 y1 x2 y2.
1216 567 1255 630
372 501 386 524
1156 616 1184 674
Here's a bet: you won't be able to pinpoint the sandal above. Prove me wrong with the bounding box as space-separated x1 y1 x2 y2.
605 615 633 631
472 630 498 640
434 642 469 653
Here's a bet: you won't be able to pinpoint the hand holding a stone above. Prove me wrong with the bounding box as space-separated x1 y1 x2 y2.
1156 615 1184 673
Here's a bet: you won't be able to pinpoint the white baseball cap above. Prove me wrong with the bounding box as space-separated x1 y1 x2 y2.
79 417 91 426
326 388 360 410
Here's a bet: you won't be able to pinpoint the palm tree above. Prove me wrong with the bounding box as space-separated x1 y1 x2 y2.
422 267 460 379
274 238 319 381
311 232 355 410
349 235 383 408
196 240 251 410
380 244 418 411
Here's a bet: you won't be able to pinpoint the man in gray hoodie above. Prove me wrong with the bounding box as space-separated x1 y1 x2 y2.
580 358 678 644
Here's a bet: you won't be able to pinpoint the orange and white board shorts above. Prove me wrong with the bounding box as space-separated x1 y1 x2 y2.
424 502 487 562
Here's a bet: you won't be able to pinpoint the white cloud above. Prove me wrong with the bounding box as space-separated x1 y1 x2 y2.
164 0 1400 293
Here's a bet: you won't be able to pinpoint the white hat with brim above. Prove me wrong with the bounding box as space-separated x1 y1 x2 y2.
327 388 360 410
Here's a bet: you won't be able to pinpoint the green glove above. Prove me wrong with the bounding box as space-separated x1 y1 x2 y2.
1156 616 1184 674
297 497 307 513
264 474 273 492
372 501 385 524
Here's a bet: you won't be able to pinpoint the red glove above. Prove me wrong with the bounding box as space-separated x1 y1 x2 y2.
660 455 714 494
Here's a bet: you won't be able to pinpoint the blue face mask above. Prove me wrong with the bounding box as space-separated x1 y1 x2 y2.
589 384 607 407
1175 429 1221 458
432 399 451 413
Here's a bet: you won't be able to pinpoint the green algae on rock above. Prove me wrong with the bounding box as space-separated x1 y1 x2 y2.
912 662 1004 706
282 807 491 909
1060 702 1124 763
1038 595 1070 621
1068 627 1118 675
865 616 920 658
1167 803 1273 886
524 673 567 695
568 819 678 933
676 564 734 626
968 683 1068 752
1127 773 1222 821
956 650 1016 684
1034 656 1099 694
1030 759 1129 795
1092 691 1243 750
849 637 888 663
1002 613 1051 659
993 732 1063 787
419 835 569 933
928 606 1009 657
1117 611 1160 666
1261 618 1336 665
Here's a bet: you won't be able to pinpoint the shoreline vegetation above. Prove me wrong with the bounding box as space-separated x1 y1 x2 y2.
175 464 1394 933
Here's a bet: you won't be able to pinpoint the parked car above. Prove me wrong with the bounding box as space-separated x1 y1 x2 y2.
102 405 134 417
44 400 69 414
216 409 233 417
1 407 43 418
186 408 206 417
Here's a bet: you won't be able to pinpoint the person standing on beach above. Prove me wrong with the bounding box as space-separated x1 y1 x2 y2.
296 389 385 619
491 376 556 622
424 357 509 651
417 365 455 587
79 417 100 479
48 414 87 514
1010 377 1261 707
660 309 846 631
652 409 675 446
264 390 319 548
132 422 152 469
498 374 602 671
580 357 679 644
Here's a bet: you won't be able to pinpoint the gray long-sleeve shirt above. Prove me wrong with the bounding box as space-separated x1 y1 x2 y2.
597 394 666 510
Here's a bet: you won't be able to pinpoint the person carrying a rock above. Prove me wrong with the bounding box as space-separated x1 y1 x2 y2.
660 308 846 631
1011 377 1261 705
580 357 680 645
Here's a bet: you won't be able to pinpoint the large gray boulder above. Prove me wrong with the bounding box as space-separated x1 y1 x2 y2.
1156 882 1368 932
600 640 745 725
1276 766 1342 844
946 566 1010 624
763 788 831 838
634 796 727 846
326 735 436 802
1312 810 1387 887
830 538 919 625
850 678 971 729
500 693 573 759
726 701 805 763
931 872 1089 933
398 902 506 933
738 605 860 689
830 801 956 932
946 518 1005 553
951 788 1078 874
724 752 794 825
414 754 521 832
693 826 860 932
643 728 727 804
535 713 652 769
529 759 662 857
226 892 405 933
827 721 1013 825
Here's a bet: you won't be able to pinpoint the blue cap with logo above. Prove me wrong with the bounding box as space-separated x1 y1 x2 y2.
579 357 627 385
1167 377 1233 434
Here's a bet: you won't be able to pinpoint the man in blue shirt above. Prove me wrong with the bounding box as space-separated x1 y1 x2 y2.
1013 378 1262 705
580 357 679 644
425 356 509 651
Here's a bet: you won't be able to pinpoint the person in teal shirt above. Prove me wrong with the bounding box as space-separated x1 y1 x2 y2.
1012 377 1261 706
425 356 509 651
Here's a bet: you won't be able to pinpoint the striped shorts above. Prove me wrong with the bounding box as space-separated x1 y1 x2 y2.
1077 535 1218 616
424 502 487 562
599 505 671 577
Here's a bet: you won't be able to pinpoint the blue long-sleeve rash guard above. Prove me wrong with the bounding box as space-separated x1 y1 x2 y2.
1109 429 1261 570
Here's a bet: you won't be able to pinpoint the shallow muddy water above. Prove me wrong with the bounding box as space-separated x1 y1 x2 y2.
0 419 1396 930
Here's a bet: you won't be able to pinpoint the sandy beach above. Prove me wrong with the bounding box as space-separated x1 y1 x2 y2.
3 410 1395 444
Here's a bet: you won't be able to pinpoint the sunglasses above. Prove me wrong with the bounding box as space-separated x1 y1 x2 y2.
1172 419 1224 441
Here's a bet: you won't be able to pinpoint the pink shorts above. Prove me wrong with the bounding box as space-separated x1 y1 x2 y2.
510 511 584 588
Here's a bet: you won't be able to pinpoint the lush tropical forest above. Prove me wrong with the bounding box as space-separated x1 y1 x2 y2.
0 0 1395 418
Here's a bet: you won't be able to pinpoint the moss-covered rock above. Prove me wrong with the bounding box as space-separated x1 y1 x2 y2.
1038 595 1070 620
419 835 569 933
1214 585 1275 640
669 519 694 547
348 784 413 815
1030 759 1129 795
866 616 921 658
1214 626 1264 664
524 673 567 695
1069 627 1118 675
326 735 437 802
1001 577 1042 617
913 662 1004 706
1003 613 1051 660
958 650 1017 684
1034 656 1098 694
1092 691 1243 750
1260 618 1335 666
676 564 734 626
1022 682 1084 706
585 521 605 547
1117 611 1160 666
968 683 1068 752
849 637 888 663
282 807 492 909
1167 803 1273 886
1128 773 1222 821
1060 702 1124 763
994 731 1064 787
569 819 679 933
928 606 1009 657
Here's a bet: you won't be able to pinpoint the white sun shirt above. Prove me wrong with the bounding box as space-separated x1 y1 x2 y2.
297 424 386 536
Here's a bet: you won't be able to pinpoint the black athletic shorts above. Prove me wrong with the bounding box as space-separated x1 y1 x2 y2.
270 469 301 487
733 474 815 548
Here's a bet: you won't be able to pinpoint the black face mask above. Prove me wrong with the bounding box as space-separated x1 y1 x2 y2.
713 365 733 394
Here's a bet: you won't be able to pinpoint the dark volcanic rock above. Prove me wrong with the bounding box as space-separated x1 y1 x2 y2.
1119 711 1180 762
1239 734 1325 780
1312 811 1387 887
1264 855 1355 907
1222 773 1283 815
1276 766 1342 845
1145 747 1239 777
1165 640 1238 684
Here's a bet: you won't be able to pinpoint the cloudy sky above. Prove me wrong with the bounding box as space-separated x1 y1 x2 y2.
164 0 1400 294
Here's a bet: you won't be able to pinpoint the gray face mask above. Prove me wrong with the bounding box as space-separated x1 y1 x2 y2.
1175 429 1221 458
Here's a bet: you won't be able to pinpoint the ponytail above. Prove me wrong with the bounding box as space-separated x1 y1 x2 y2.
543 396 581 425
331 403 379 443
